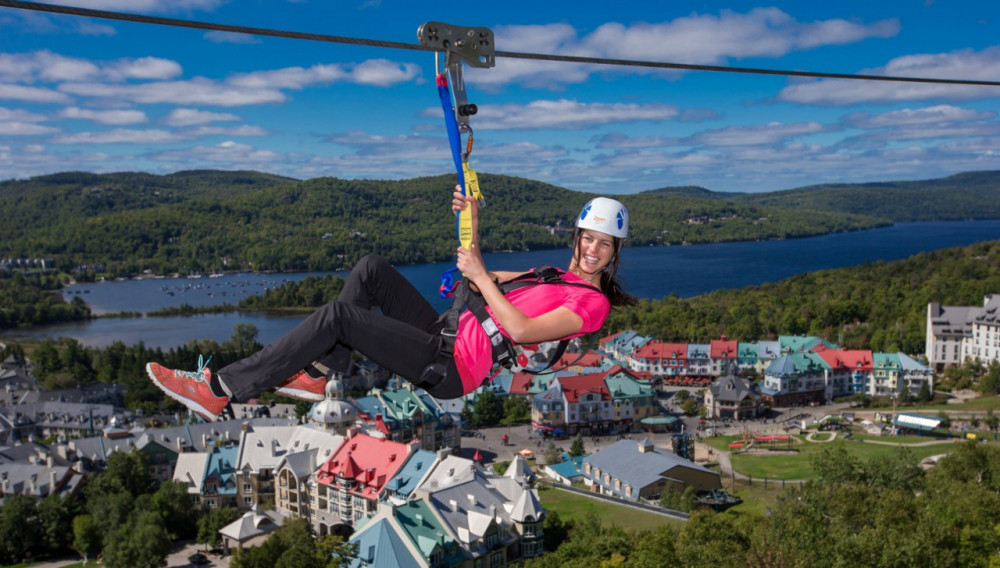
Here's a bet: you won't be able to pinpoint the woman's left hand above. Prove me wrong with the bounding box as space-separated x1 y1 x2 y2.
456 242 488 283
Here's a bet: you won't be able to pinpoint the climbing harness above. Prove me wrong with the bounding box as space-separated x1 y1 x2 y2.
414 266 597 393
417 22 494 298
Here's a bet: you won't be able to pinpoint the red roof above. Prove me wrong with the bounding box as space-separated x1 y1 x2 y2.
598 330 626 348
509 372 536 395
557 372 611 403
814 348 873 371
633 341 688 361
315 433 409 499
710 339 738 359
557 350 604 368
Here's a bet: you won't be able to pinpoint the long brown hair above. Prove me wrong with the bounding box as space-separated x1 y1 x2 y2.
571 228 636 307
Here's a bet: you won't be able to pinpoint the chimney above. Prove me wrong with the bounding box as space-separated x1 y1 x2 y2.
50 471 58 493
449 499 458 511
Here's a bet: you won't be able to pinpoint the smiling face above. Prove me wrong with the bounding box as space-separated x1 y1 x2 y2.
572 228 617 282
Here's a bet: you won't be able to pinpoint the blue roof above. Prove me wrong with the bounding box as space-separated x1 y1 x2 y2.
548 455 586 480
354 396 395 424
204 445 238 496
384 450 436 497
348 517 422 568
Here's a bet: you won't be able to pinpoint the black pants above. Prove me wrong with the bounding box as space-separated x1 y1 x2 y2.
217 255 463 400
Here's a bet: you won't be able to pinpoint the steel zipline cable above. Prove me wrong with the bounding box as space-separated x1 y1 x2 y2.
2 0 1000 88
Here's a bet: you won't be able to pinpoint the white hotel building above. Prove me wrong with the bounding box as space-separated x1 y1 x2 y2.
926 294 1000 370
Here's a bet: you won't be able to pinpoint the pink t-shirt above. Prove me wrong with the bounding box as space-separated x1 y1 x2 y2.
452 270 611 395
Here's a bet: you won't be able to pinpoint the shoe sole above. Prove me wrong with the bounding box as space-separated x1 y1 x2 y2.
275 386 325 402
146 363 220 422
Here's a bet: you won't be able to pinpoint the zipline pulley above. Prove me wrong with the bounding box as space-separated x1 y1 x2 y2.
418 22 494 132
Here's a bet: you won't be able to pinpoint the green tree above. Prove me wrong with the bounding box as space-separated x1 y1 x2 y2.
471 390 504 428
569 433 586 457
680 398 698 416
102 509 173 568
0 494 41 564
151 480 200 540
543 441 561 466
502 395 532 425
916 379 932 402
37 493 77 554
198 507 242 552
72 515 102 563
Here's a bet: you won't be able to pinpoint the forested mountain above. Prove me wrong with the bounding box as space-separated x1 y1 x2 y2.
1 171 885 276
2 169 999 276
740 170 1000 221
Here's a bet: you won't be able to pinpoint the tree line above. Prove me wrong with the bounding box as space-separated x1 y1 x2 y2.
0 449 355 567
528 441 1000 568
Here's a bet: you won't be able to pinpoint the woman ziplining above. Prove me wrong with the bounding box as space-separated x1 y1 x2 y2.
143 21 634 421
145 189 634 421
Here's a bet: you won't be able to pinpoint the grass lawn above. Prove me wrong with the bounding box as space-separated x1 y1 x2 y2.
537 485 685 532
907 395 1000 413
734 441 955 479
705 434 958 480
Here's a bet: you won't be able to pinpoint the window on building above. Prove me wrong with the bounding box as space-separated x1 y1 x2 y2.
491 552 503 568
243 483 252 493
243 497 253 507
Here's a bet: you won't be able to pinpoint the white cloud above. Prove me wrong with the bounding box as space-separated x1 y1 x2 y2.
470 10 897 89
686 121 828 147
230 60 419 90
163 108 241 126
595 132 679 149
0 106 48 123
778 47 1000 105
34 51 102 82
470 99 680 130
0 51 181 83
109 57 183 81
184 125 267 137
76 20 116 36
59 79 287 107
204 31 261 44
0 122 58 135
845 105 994 129
151 140 283 164
52 128 183 144
60 106 148 125
0 83 72 104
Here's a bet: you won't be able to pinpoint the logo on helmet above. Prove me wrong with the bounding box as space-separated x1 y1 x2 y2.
579 202 592 221
617 209 625 230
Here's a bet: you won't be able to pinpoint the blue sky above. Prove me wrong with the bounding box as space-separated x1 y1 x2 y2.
1 1 999 193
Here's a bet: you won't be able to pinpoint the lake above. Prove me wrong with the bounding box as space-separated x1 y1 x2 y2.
4 220 1000 349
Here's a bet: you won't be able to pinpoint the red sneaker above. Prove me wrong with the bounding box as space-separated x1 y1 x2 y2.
275 366 327 402
146 356 229 421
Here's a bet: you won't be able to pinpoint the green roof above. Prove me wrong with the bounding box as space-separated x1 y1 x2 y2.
394 499 466 563
605 374 652 399
379 388 432 419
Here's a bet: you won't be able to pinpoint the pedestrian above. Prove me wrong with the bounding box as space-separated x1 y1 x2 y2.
145 191 635 421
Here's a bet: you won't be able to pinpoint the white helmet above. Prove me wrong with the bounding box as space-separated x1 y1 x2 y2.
576 197 629 239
